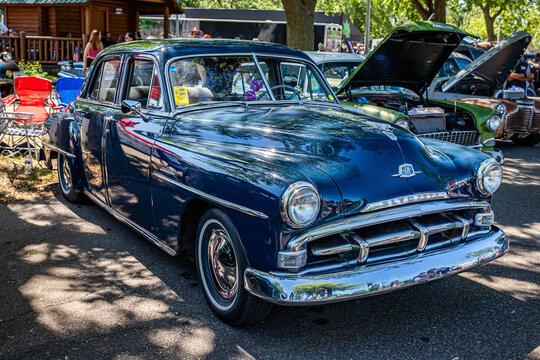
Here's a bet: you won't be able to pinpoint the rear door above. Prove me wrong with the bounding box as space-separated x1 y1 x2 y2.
104 54 168 231
74 55 122 204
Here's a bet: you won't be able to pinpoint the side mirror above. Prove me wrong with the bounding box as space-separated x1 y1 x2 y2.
121 100 149 121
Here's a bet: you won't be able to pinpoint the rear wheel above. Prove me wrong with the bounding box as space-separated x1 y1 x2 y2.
57 154 85 203
511 134 540 146
196 208 272 326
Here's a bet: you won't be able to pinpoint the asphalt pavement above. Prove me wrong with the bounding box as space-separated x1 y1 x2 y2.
1 141 539 360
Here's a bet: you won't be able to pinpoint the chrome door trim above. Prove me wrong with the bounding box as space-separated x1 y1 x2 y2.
154 173 269 219
84 189 177 256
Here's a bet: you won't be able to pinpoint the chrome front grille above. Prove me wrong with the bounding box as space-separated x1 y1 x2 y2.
505 106 533 133
296 205 491 275
530 111 540 132
419 130 480 146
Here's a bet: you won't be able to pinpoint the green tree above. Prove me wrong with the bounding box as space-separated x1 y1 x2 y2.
317 0 402 40
386 0 445 23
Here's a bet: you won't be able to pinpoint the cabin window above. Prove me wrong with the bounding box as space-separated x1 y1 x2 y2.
88 59 121 103
124 59 163 110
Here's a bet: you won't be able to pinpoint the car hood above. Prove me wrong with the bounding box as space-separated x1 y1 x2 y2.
159 105 473 216
337 21 471 96
442 31 532 92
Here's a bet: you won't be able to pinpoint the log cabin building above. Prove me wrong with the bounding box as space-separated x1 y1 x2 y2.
0 0 183 62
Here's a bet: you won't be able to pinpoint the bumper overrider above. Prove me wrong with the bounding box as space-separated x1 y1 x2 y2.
245 202 508 305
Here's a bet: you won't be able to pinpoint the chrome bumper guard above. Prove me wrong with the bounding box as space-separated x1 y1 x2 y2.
244 226 507 305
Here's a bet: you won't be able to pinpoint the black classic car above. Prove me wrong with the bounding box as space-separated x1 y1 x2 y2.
43 39 508 325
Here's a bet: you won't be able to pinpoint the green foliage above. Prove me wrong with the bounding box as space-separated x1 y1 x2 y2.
17 61 57 81
177 0 281 9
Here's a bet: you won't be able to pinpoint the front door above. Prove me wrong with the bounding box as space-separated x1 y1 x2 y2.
75 55 122 204
105 56 167 230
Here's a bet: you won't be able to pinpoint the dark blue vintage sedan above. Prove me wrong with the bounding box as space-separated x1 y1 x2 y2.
43 39 508 325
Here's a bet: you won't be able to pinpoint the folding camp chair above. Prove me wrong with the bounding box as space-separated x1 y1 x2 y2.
52 77 84 111
0 112 44 169
12 76 55 128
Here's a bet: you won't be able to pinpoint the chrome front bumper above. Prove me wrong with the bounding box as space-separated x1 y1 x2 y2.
244 226 507 305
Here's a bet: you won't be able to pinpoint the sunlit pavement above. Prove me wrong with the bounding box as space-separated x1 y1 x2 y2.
1 141 539 360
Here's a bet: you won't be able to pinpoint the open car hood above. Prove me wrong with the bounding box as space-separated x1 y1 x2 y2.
337 21 472 96
442 31 532 92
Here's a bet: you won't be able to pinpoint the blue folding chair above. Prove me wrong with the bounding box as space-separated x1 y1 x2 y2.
53 77 84 110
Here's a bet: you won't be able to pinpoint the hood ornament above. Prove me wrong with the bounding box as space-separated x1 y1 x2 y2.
391 163 422 178
360 120 397 141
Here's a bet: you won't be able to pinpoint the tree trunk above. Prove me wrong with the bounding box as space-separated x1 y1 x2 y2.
409 0 445 23
282 0 317 50
433 0 446 23
481 4 497 41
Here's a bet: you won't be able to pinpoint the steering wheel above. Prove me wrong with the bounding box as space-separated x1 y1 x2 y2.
259 84 304 101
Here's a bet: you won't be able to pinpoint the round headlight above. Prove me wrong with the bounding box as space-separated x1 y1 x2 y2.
395 118 409 130
281 181 320 228
476 159 503 195
486 115 502 132
2 52 12 62
496 103 506 115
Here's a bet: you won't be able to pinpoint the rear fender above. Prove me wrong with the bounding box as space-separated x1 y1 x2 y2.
43 113 85 191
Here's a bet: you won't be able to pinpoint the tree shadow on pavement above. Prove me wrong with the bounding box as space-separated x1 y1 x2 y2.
0 142 539 360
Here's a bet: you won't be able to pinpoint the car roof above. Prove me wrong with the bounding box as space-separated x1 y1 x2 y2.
305 51 365 64
99 38 311 62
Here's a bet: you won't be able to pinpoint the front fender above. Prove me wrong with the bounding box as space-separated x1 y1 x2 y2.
43 113 85 191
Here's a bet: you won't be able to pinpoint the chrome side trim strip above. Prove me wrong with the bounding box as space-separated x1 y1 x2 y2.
154 173 269 219
83 189 177 256
42 142 76 158
245 227 508 305
286 200 490 252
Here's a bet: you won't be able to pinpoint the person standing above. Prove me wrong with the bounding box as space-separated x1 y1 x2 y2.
83 30 103 73
507 56 536 97
102 32 115 48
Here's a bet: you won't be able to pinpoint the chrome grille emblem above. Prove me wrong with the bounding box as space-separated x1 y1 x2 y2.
391 163 421 178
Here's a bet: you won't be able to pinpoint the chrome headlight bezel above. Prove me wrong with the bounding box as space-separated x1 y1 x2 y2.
1 52 12 62
486 115 502 132
495 103 506 115
280 181 321 228
476 159 503 196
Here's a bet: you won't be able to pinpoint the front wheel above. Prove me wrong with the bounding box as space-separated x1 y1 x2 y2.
196 208 272 326
511 134 540 146
57 154 85 203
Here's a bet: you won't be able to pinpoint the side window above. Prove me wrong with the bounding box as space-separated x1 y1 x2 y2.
125 59 163 109
87 59 121 102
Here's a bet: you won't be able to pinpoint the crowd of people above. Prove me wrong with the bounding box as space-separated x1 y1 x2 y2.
82 30 143 72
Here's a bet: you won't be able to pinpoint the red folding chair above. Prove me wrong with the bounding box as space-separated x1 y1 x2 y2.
11 76 55 128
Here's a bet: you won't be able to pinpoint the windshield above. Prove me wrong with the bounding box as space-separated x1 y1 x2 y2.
168 55 336 108
320 62 361 90
438 57 472 77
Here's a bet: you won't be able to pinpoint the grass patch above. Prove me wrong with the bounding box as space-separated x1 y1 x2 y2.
0 156 58 204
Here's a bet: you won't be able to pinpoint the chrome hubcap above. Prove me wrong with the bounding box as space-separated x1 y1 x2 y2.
60 156 72 193
207 228 238 300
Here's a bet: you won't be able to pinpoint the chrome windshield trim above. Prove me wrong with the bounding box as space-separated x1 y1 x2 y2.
286 199 490 252
155 173 269 219
252 53 276 101
42 142 76 158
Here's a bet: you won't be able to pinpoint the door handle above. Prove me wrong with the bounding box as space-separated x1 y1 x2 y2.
104 115 114 122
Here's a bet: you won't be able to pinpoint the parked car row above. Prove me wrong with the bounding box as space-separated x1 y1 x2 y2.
42 29 510 326
309 23 539 162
